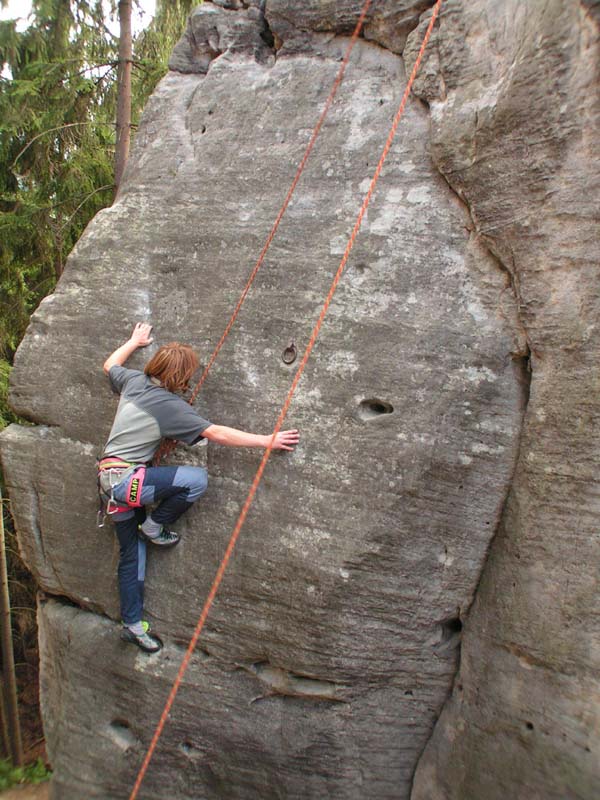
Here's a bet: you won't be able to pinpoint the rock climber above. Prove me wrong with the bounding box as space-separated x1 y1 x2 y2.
98 322 299 653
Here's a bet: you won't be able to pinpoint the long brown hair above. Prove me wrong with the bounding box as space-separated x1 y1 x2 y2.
144 343 199 394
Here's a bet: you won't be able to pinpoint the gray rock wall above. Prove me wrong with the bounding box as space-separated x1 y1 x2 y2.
1 1 598 798
408 1 600 799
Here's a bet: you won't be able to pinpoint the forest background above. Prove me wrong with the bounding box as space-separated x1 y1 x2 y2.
0 0 197 776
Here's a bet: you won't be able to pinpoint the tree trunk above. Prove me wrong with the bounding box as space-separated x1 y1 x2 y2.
0 677 11 759
0 494 23 765
115 0 133 189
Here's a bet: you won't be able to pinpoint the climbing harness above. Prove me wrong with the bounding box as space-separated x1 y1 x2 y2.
130 2 442 796
96 457 146 526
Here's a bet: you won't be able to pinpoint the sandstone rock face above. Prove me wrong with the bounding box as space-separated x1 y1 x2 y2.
1 1 597 799
407 2 600 799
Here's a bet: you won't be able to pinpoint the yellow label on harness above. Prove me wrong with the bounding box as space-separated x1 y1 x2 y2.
128 478 140 504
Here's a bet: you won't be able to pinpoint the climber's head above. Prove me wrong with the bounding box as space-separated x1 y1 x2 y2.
144 342 199 394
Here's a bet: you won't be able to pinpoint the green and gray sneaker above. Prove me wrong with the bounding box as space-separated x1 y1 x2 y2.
121 622 163 653
137 526 180 547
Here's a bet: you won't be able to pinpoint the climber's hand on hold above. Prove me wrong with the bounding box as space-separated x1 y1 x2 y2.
271 429 300 452
130 322 153 347
103 322 154 374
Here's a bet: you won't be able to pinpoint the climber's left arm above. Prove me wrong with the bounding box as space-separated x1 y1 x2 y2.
202 425 300 451
103 322 154 374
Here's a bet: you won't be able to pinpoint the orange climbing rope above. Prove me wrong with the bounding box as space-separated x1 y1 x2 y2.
130 2 442 797
155 0 373 464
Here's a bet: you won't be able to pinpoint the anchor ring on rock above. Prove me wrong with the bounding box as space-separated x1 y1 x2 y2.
282 341 297 365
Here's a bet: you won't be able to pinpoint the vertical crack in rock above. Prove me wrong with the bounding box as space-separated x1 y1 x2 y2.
407 198 534 800
258 3 277 52
434 169 533 359
183 79 204 159
30 484 46 562
401 8 537 787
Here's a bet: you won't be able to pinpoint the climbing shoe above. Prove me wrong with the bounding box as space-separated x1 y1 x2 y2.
121 620 151 633
120 626 163 653
137 526 180 547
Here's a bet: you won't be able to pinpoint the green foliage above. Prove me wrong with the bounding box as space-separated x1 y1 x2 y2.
134 0 197 101
0 3 117 361
0 358 20 428
0 757 51 789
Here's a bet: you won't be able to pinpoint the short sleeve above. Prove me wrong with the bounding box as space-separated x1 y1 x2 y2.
159 396 212 445
108 365 141 394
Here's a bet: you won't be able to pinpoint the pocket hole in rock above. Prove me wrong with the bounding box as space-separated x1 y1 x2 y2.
440 616 463 642
109 719 138 751
357 398 394 421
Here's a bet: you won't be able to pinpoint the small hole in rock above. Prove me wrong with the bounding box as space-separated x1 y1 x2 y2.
200 125 207 134
109 719 137 750
525 722 534 731
440 617 462 642
207 108 214 115
404 689 413 696
357 398 394 421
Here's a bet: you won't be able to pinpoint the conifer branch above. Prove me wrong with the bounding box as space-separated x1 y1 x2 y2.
11 121 117 169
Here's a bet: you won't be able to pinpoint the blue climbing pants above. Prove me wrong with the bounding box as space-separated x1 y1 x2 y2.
110 466 208 625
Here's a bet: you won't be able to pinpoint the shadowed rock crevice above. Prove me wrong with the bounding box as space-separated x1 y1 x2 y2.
241 660 348 703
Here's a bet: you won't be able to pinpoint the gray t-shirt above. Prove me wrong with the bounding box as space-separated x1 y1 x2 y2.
103 366 212 463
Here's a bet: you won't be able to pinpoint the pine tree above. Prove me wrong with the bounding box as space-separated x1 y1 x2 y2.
0 0 197 366
0 1 116 361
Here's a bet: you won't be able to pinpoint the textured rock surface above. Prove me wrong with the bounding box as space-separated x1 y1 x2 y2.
408 2 600 799
1 1 597 798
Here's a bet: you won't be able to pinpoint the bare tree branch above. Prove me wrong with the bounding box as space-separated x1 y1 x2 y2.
59 184 115 231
